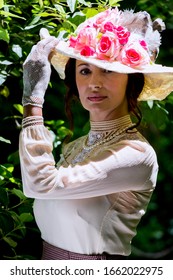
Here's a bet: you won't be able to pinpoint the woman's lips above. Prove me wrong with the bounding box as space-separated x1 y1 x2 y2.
88 96 107 102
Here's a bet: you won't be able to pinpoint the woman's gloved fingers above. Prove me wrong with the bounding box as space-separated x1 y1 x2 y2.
39 28 50 39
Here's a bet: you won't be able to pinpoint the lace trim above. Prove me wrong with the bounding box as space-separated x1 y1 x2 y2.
90 115 132 132
22 116 44 128
87 115 133 147
22 96 44 108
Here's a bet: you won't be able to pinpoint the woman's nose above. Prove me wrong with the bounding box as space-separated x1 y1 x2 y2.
88 73 102 90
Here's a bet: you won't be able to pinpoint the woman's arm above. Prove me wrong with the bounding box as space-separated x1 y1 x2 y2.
19 124 158 200
23 105 43 118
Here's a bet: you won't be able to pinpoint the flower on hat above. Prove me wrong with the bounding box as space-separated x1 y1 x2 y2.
80 46 95 56
68 8 153 69
116 26 130 45
96 32 120 61
69 26 97 51
94 8 120 28
118 40 151 67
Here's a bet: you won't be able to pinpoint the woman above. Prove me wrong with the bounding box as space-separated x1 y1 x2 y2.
19 8 173 260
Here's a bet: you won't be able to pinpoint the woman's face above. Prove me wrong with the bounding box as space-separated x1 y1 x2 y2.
75 60 129 121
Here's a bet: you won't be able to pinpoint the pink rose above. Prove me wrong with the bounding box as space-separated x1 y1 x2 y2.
94 9 112 28
80 46 95 56
93 8 120 29
97 33 120 60
118 42 151 68
99 35 111 52
73 27 97 51
116 26 130 45
69 36 77 48
103 22 116 32
125 49 141 64
76 20 93 33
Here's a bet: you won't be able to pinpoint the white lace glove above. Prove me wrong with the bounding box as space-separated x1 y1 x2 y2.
22 28 59 107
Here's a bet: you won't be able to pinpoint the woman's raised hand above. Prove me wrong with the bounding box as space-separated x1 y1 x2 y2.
22 28 59 108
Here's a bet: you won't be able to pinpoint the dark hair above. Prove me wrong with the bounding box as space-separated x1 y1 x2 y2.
64 58 144 131
64 58 79 131
126 73 144 129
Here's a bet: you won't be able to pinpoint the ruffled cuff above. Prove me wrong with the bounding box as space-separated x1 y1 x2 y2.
22 116 44 128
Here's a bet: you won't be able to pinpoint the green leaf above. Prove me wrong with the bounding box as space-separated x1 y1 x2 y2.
11 188 26 200
67 0 77 13
45 119 64 127
27 15 41 26
0 164 14 178
12 44 23 58
54 4 66 14
0 85 10 97
0 187 9 206
8 150 20 166
0 176 5 185
0 136 11 144
38 0 44 7
0 211 14 235
13 104 23 115
9 210 21 224
0 10 26 20
0 26 9 43
83 8 99 18
78 0 92 7
3 236 17 248
20 213 33 223
0 60 13 65
109 0 123 7
5 164 14 173
0 73 7 85
57 126 72 139
70 11 86 26
38 12 59 18
0 0 4 9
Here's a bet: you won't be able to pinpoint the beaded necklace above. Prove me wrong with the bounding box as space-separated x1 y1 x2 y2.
71 115 136 164
83 124 134 151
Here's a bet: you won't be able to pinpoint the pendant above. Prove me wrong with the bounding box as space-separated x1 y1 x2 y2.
87 131 104 146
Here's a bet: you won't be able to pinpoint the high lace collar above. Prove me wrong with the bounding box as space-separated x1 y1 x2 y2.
87 115 134 147
90 115 133 132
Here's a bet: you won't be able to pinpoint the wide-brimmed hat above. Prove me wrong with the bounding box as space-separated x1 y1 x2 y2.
49 7 173 101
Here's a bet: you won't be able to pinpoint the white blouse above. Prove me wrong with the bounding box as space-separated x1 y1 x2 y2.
19 115 158 256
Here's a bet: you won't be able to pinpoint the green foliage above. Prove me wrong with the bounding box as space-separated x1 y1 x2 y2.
0 163 39 259
0 0 173 259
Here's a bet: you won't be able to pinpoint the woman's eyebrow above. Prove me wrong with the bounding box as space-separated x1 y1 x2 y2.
77 63 90 67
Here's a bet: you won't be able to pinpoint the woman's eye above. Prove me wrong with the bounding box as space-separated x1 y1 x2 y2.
103 69 112 73
80 68 91 75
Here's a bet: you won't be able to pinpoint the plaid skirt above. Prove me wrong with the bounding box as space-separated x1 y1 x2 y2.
41 241 127 260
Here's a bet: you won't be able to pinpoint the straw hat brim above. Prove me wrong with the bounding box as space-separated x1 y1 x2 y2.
51 41 173 101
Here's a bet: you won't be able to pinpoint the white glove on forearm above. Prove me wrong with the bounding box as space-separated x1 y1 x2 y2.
22 29 59 107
